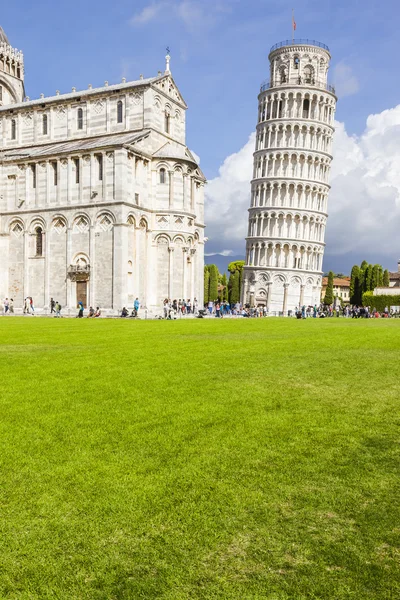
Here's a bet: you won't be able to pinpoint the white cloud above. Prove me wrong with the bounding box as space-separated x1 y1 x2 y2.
131 0 229 31
333 61 360 98
131 3 165 25
205 250 235 257
205 104 400 269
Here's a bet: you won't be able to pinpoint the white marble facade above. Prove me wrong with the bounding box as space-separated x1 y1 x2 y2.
242 40 337 313
0 27 205 313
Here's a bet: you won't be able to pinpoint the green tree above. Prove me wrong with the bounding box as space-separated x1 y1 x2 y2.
203 266 210 304
362 264 371 292
378 266 383 287
228 271 240 305
371 264 380 291
324 271 334 305
350 265 361 304
228 260 245 302
383 269 390 287
220 273 228 302
208 264 219 302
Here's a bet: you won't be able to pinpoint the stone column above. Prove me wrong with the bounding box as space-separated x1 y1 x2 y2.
89 225 96 308
112 223 128 311
266 282 272 312
283 283 289 316
66 227 72 309
190 249 196 300
299 284 305 307
169 170 174 209
168 247 174 299
23 229 29 300
182 247 188 299
44 230 51 309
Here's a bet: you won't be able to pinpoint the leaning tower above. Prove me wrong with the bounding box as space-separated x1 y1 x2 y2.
242 39 337 314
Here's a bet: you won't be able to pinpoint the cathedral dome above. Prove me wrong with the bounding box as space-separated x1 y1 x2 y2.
0 26 10 46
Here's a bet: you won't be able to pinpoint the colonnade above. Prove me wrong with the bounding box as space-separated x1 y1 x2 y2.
252 152 330 184
258 92 335 125
256 123 332 153
250 181 328 211
247 211 326 243
246 242 323 271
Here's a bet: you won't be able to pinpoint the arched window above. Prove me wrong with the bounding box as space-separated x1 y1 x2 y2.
164 112 170 133
35 227 43 256
159 168 166 184
77 107 83 130
279 66 287 83
42 114 48 135
303 99 310 118
294 56 300 69
304 65 314 84
11 119 16 140
117 100 123 123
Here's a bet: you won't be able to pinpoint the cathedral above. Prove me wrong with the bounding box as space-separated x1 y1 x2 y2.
0 26 205 314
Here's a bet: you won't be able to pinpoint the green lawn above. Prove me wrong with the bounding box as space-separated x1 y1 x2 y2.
0 317 399 599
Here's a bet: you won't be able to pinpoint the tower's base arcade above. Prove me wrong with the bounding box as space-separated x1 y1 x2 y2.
242 268 322 315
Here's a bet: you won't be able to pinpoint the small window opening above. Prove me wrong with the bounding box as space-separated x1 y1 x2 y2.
96 154 103 181
42 114 48 135
11 119 16 140
73 158 80 184
117 100 123 123
30 164 36 188
35 227 43 256
51 161 57 185
164 112 170 133
160 168 166 184
77 107 83 130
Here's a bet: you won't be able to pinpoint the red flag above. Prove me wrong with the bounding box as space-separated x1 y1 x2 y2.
293 15 297 31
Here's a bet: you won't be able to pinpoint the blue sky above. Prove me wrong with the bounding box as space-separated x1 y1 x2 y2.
2 0 400 272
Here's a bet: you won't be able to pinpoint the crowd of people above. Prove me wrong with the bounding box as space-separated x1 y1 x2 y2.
1 295 398 320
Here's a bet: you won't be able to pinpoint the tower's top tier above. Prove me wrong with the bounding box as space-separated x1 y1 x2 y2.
263 39 334 95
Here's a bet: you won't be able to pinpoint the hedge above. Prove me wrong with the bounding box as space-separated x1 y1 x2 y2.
362 292 400 311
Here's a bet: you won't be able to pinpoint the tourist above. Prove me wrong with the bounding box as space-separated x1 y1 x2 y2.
94 307 101 317
3 298 9 314
55 301 61 317
23 297 30 314
193 298 199 315
87 306 95 318
77 301 84 318
121 307 129 318
215 302 221 318
29 297 35 315
208 300 213 314
9 298 14 314
50 297 56 314
301 305 306 319
134 297 140 316
186 299 191 314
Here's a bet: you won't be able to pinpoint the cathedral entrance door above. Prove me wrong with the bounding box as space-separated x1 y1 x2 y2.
76 281 87 308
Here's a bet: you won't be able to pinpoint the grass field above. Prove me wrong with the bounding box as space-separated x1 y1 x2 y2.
0 317 399 599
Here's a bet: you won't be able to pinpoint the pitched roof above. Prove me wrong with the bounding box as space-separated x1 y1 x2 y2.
0 26 10 46
0 77 161 112
322 277 350 287
2 130 150 161
389 272 400 280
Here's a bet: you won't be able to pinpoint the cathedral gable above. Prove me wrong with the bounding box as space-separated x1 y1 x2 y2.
153 76 187 108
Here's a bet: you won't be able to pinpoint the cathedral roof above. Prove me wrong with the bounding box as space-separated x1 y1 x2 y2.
0 26 10 46
153 142 197 163
1 130 150 161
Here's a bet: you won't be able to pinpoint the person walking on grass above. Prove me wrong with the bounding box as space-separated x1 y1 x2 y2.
9 299 14 314
55 301 61 317
50 297 56 314
29 297 35 315
77 301 84 318
3 298 9 314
